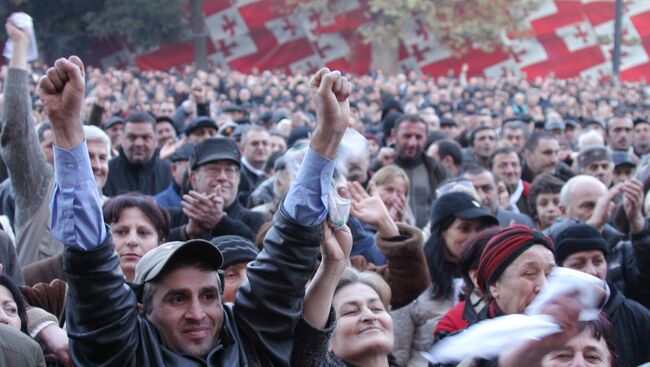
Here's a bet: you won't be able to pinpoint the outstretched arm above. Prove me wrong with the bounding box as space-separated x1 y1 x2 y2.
41 57 106 250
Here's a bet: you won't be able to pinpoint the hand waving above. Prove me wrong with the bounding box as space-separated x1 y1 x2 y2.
348 181 399 237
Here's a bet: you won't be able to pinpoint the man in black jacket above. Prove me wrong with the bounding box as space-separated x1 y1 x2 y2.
42 55 351 366
103 111 173 197
168 137 264 240
555 223 650 367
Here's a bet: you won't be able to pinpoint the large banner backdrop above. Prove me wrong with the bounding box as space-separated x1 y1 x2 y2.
101 0 650 80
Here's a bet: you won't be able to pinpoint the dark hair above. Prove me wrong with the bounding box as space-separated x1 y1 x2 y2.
458 227 502 296
581 313 617 367
37 122 52 143
500 120 529 137
103 193 171 242
124 111 156 130
469 126 495 147
436 139 463 166
489 146 520 170
393 114 427 134
527 174 565 220
142 257 221 315
462 164 490 177
425 216 460 299
525 131 556 152
0 273 28 333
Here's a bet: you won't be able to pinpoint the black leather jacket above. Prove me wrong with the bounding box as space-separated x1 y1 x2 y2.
63 206 321 366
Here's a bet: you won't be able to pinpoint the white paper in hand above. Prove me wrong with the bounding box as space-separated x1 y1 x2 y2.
3 12 39 61
423 267 606 364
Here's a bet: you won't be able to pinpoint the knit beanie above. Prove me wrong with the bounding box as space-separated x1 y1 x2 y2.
554 223 609 265
477 224 554 294
210 235 259 269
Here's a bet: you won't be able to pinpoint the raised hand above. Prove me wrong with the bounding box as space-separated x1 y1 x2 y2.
38 56 85 148
321 222 352 271
308 67 352 159
622 178 646 234
348 181 399 237
585 183 621 230
6 14 31 69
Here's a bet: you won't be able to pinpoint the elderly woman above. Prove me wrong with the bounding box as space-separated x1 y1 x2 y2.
290 221 397 366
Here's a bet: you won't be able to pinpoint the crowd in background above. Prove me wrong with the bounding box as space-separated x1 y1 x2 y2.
1 13 650 367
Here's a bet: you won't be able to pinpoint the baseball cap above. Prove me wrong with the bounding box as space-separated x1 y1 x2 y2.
134 239 224 285
577 146 612 170
103 116 125 130
430 192 498 231
190 137 241 170
545 120 565 131
611 151 636 169
184 116 218 136
170 143 195 162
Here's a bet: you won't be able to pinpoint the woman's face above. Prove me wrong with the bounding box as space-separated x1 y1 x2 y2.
442 218 489 263
112 207 161 281
0 285 22 331
374 177 407 221
330 283 394 363
490 245 555 314
541 327 612 367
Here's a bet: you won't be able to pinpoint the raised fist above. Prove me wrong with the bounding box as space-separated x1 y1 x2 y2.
38 56 85 148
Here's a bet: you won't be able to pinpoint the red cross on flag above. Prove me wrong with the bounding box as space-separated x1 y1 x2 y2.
266 17 306 44
556 20 598 52
205 7 249 41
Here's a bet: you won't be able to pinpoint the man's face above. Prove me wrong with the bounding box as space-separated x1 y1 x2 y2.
156 122 177 148
581 160 613 188
564 181 606 221
526 138 559 176
187 127 217 145
268 135 287 154
190 161 240 206
223 262 248 304
613 165 634 186
465 171 499 214
440 124 460 139
147 267 224 358
502 128 526 152
171 160 190 186
122 122 157 164
87 140 110 190
105 124 123 148
492 152 522 189
39 128 54 165
395 121 427 159
471 129 497 160
242 130 270 168
633 123 650 155
607 117 633 151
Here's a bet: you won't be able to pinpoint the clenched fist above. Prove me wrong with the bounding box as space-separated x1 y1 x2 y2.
38 56 85 148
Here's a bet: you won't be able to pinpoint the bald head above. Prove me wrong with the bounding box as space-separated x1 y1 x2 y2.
559 175 607 221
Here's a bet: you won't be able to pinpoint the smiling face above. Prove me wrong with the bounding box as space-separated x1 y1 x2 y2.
147 267 224 358
442 218 491 263
541 327 612 367
330 283 394 363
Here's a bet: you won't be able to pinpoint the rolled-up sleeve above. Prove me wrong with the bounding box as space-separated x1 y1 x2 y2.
282 147 335 226
50 142 106 250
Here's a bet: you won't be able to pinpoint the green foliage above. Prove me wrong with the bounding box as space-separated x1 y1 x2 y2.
84 0 188 52
0 0 187 62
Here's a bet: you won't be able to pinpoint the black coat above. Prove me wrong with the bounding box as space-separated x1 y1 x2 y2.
602 284 650 367
63 206 322 366
103 149 173 197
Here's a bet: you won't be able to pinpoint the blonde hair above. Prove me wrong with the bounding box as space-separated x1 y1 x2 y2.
369 165 410 196
335 267 392 310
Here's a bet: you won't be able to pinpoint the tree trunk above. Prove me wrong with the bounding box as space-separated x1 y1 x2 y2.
370 40 399 75
190 0 208 71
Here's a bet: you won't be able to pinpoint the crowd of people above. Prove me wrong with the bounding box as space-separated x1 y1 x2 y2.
1 13 650 367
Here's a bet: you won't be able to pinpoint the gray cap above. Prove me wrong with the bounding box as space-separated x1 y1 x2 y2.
545 120 565 131
134 239 223 285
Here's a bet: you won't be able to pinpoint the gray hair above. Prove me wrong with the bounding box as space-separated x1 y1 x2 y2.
84 125 112 159
559 175 606 207
577 129 605 151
